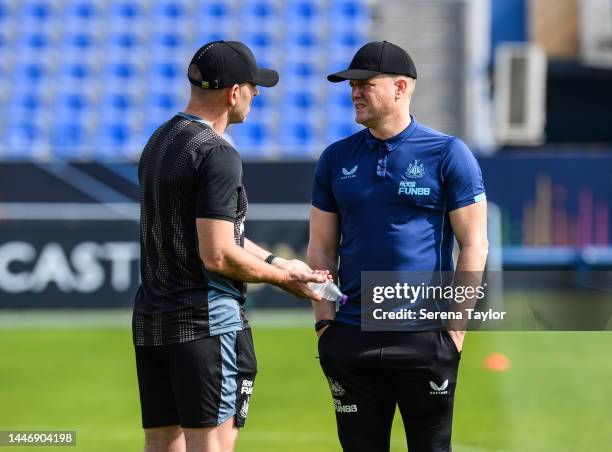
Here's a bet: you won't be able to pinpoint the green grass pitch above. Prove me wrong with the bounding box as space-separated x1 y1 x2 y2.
1 322 612 451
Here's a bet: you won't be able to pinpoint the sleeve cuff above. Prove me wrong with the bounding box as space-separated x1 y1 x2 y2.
311 199 338 213
196 212 236 222
447 192 486 212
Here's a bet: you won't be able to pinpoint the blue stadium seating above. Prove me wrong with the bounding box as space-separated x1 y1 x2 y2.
108 1 143 20
54 92 88 115
0 0 371 159
0 1 10 28
280 120 320 157
56 63 95 88
50 123 88 158
3 123 45 159
16 32 52 55
230 121 275 157
326 119 362 144
20 0 56 33
241 0 281 33
97 122 133 159
64 1 98 20
242 31 280 67
285 0 323 27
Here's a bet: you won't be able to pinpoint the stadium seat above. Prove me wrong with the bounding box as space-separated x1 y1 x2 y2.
105 32 141 62
192 2 233 42
231 121 275 157
158 1 196 28
138 119 168 145
63 1 104 33
9 93 42 113
102 62 140 92
53 92 89 115
325 119 361 144
249 92 271 113
19 0 56 33
3 123 46 159
6 95 47 132
279 117 320 156
16 32 52 55
56 63 96 88
242 31 280 67
13 63 46 85
203 1 231 19
241 0 281 32
328 87 354 110
108 0 145 20
284 0 325 32
62 32 97 54
101 92 134 114
152 1 187 19
106 0 148 35
330 29 366 49
50 122 88 158
63 0 98 20
96 122 133 159
0 1 12 28
284 32 323 63
0 32 11 65
146 92 180 124
330 0 370 25
285 90 316 110
106 32 138 50
149 32 185 57
191 30 227 49
147 62 182 89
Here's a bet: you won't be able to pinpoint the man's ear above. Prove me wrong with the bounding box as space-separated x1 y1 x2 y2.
226 84 240 106
395 78 409 99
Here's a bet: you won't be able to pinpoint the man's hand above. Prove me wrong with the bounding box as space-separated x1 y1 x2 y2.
272 258 315 274
273 259 333 301
447 330 465 353
277 266 330 301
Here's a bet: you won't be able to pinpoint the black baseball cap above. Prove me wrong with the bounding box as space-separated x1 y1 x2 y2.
188 40 279 89
327 40 417 82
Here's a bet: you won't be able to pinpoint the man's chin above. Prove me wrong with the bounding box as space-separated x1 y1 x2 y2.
355 115 372 128
229 115 248 125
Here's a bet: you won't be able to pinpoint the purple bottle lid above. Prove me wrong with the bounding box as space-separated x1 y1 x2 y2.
339 294 348 305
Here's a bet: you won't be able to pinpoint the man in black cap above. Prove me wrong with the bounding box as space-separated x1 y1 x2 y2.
133 40 329 452
308 41 488 451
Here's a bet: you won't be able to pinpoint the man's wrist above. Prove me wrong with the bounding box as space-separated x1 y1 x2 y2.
315 319 334 332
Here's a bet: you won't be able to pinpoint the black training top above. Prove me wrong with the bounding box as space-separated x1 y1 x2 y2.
133 112 249 346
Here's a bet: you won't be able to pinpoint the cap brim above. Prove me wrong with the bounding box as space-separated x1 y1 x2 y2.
327 68 382 82
251 67 279 87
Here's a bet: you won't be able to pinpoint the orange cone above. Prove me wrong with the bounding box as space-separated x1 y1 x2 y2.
483 352 511 372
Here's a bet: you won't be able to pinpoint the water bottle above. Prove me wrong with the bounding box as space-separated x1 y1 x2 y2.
309 281 348 304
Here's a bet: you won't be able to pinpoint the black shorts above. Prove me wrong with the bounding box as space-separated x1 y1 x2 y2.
318 321 461 452
134 328 257 429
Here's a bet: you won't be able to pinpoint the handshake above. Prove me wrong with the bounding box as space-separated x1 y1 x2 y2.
270 257 336 302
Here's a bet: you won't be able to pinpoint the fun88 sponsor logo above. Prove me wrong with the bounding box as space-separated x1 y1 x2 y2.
333 399 358 413
398 180 430 196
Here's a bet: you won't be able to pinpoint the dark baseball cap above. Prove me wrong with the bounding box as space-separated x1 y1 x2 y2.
188 40 279 89
327 40 417 82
